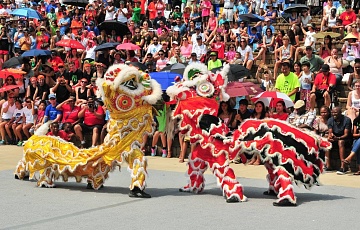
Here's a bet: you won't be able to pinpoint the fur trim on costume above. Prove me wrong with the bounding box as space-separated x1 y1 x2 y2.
142 79 162 104
183 63 209 81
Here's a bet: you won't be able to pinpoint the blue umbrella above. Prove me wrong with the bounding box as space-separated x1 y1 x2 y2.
149 72 182 90
11 8 42 20
22 49 51 57
94 42 120 52
238 14 264 22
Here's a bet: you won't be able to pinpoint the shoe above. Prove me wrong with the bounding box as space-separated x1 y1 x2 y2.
17 141 23 146
129 187 151 198
273 199 297 207
324 167 334 172
263 190 277 196
161 149 167 158
226 196 240 203
336 168 346 175
151 146 157 156
0 140 4 145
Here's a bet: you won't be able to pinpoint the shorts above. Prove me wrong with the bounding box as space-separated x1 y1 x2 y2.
79 123 102 133
313 89 329 99
202 16 209 23
1 119 10 122
223 9 234 22
0 50 8 55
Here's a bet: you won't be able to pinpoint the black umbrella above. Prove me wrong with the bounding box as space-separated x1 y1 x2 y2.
127 62 147 72
94 42 120 52
3 56 24 69
98 20 131 37
238 13 264 23
284 4 309 14
161 63 187 75
62 0 89 7
211 64 250 82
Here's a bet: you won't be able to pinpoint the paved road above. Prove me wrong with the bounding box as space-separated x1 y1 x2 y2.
0 146 359 229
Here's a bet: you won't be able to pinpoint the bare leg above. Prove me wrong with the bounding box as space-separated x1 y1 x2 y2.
91 127 99 147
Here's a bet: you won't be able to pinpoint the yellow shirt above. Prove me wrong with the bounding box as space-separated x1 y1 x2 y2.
19 36 31 51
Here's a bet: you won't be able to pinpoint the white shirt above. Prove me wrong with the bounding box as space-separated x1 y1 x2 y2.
191 33 205 45
147 43 162 55
304 31 316 49
224 0 234 8
1 101 16 120
192 43 207 59
105 7 115 21
12 108 23 124
117 8 128 23
237 45 254 61
22 106 35 124
85 46 96 60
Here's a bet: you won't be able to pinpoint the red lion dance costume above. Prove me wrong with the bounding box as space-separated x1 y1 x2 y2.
166 63 331 206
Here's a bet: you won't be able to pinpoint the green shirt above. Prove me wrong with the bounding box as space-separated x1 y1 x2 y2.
275 72 300 101
132 7 141 23
207 59 222 70
300 54 324 73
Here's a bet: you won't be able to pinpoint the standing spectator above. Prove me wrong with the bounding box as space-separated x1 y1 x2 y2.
0 26 10 62
299 62 314 110
287 100 316 130
74 97 105 148
0 96 16 145
116 1 129 23
52 76 73 104
327 107 352 175
18 29 31 53
131 1 141 26
155 0 166 17
275 62 300 101
309 64 336 110
300 46 324 74
148 0 157 21
58 12 71 36
105 0 115 21
210 34 226 60
223 0 235 26
200 0 211 29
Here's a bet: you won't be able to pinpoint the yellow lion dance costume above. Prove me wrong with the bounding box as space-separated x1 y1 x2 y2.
14 64 162 198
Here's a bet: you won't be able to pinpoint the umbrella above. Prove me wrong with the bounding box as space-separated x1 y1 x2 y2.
238 14 264 22
251 91 294 108
56 39 85 49
3 57 24 69
94 42 120 52
98 20 131 37
312 32 341 39
284 4 309 14
0 69 26 79
161 63 187 75
116 43 141 50
62 0 89 7
127 62 147 72
21 49 52 57
11 8 42 20
211 64 251 82
225 82 264 97
0 84 21 93
149 72 182 90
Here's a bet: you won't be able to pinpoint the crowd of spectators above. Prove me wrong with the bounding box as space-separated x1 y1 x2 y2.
0 0 360 175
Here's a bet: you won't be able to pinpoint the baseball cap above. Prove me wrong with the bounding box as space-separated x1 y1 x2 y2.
48 93 56 99
175 5 180 8
294 100 305 109
172 41 178 45
174 27 180 32
321 64 330 72
305 46 312 50
157 10 162 14
58 63 64 67
196 35 202 40
84 63 91 67
210 52 217 56
195 26 201 30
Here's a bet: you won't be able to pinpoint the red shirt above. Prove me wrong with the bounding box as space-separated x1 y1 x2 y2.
48 56 64 72
271 113 289 121
340 11 356 26
61 104 80 124
211 42 225 59
314 72 336 90
84 106 105 126
47 130 69 141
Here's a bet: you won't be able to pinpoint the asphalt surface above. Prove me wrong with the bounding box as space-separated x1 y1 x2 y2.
0 146 359 229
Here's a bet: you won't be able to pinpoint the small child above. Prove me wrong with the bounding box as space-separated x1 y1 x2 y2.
31 100 46 134
256 65 273 91
299 61 314 110
47 122 69 141
8 100 24 146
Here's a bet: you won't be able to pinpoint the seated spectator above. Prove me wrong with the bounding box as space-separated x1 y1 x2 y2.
207 52 222 70
298 62 314 110
52 75 73 104
75 78 91 106
348 59 360 91
36 75 50 101
273 35 293 78
321 8 337 32
26 77 38 101
231 99 251 129
31 100 46 134
275 62 300 101
341 34 360 68
299 46 324 75
323 0 336 18
156 50 169 71
294 24 316 62
339 5 356 33
180 37 193 60
43 94 62 124
168 47 185 64
287 100 316 130
56 96 81 127
270 101 288 121
0 75 19 108
313 106 331 169
254 28 275 64
67 61 83 87
319 35 335 59
9 99 24 146
324 48 343 85
0 96 16 145
237 38 253 70
346 80 360 121
309 64 336 110
188 52 200 64
300 9 312 26
343 113 360 175
62 122 76 142
74 97 105 148
217 101 235 129
327 107 352 175
22 97 36 141
255 65 273 91
47 122 70 141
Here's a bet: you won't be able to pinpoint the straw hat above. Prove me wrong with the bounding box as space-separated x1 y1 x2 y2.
343 33 358 40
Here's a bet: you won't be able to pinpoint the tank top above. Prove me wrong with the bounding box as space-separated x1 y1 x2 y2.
327 15 336 27
77 87 88 100
351 91 360 108
281 44 291 60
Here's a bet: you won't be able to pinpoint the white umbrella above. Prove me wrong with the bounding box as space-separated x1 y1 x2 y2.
251 91 294 108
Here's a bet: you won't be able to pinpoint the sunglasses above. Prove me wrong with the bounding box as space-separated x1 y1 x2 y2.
26 101 31 103
9 97 15 98
159 53 164 56
240 40 245 42
6 79 12 81
91 80 96 83
81 81 88 83
49 98 56 100
153 40 158 41
230 46 235 48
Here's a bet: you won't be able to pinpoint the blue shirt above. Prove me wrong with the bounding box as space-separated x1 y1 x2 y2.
235 4 249 17
45 104 61 121
262 25 275 36
86 26 100 36
46 4 57 13
59 17 71 36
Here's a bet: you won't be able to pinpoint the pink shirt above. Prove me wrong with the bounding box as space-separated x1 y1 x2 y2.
226 51 236 61
201 1 211 17
156 58 169 70
180 44 193 58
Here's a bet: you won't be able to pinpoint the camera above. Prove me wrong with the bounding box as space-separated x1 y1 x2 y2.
88 103 94 108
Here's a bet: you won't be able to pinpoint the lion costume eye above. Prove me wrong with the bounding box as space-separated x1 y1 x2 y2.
116 94 134 111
